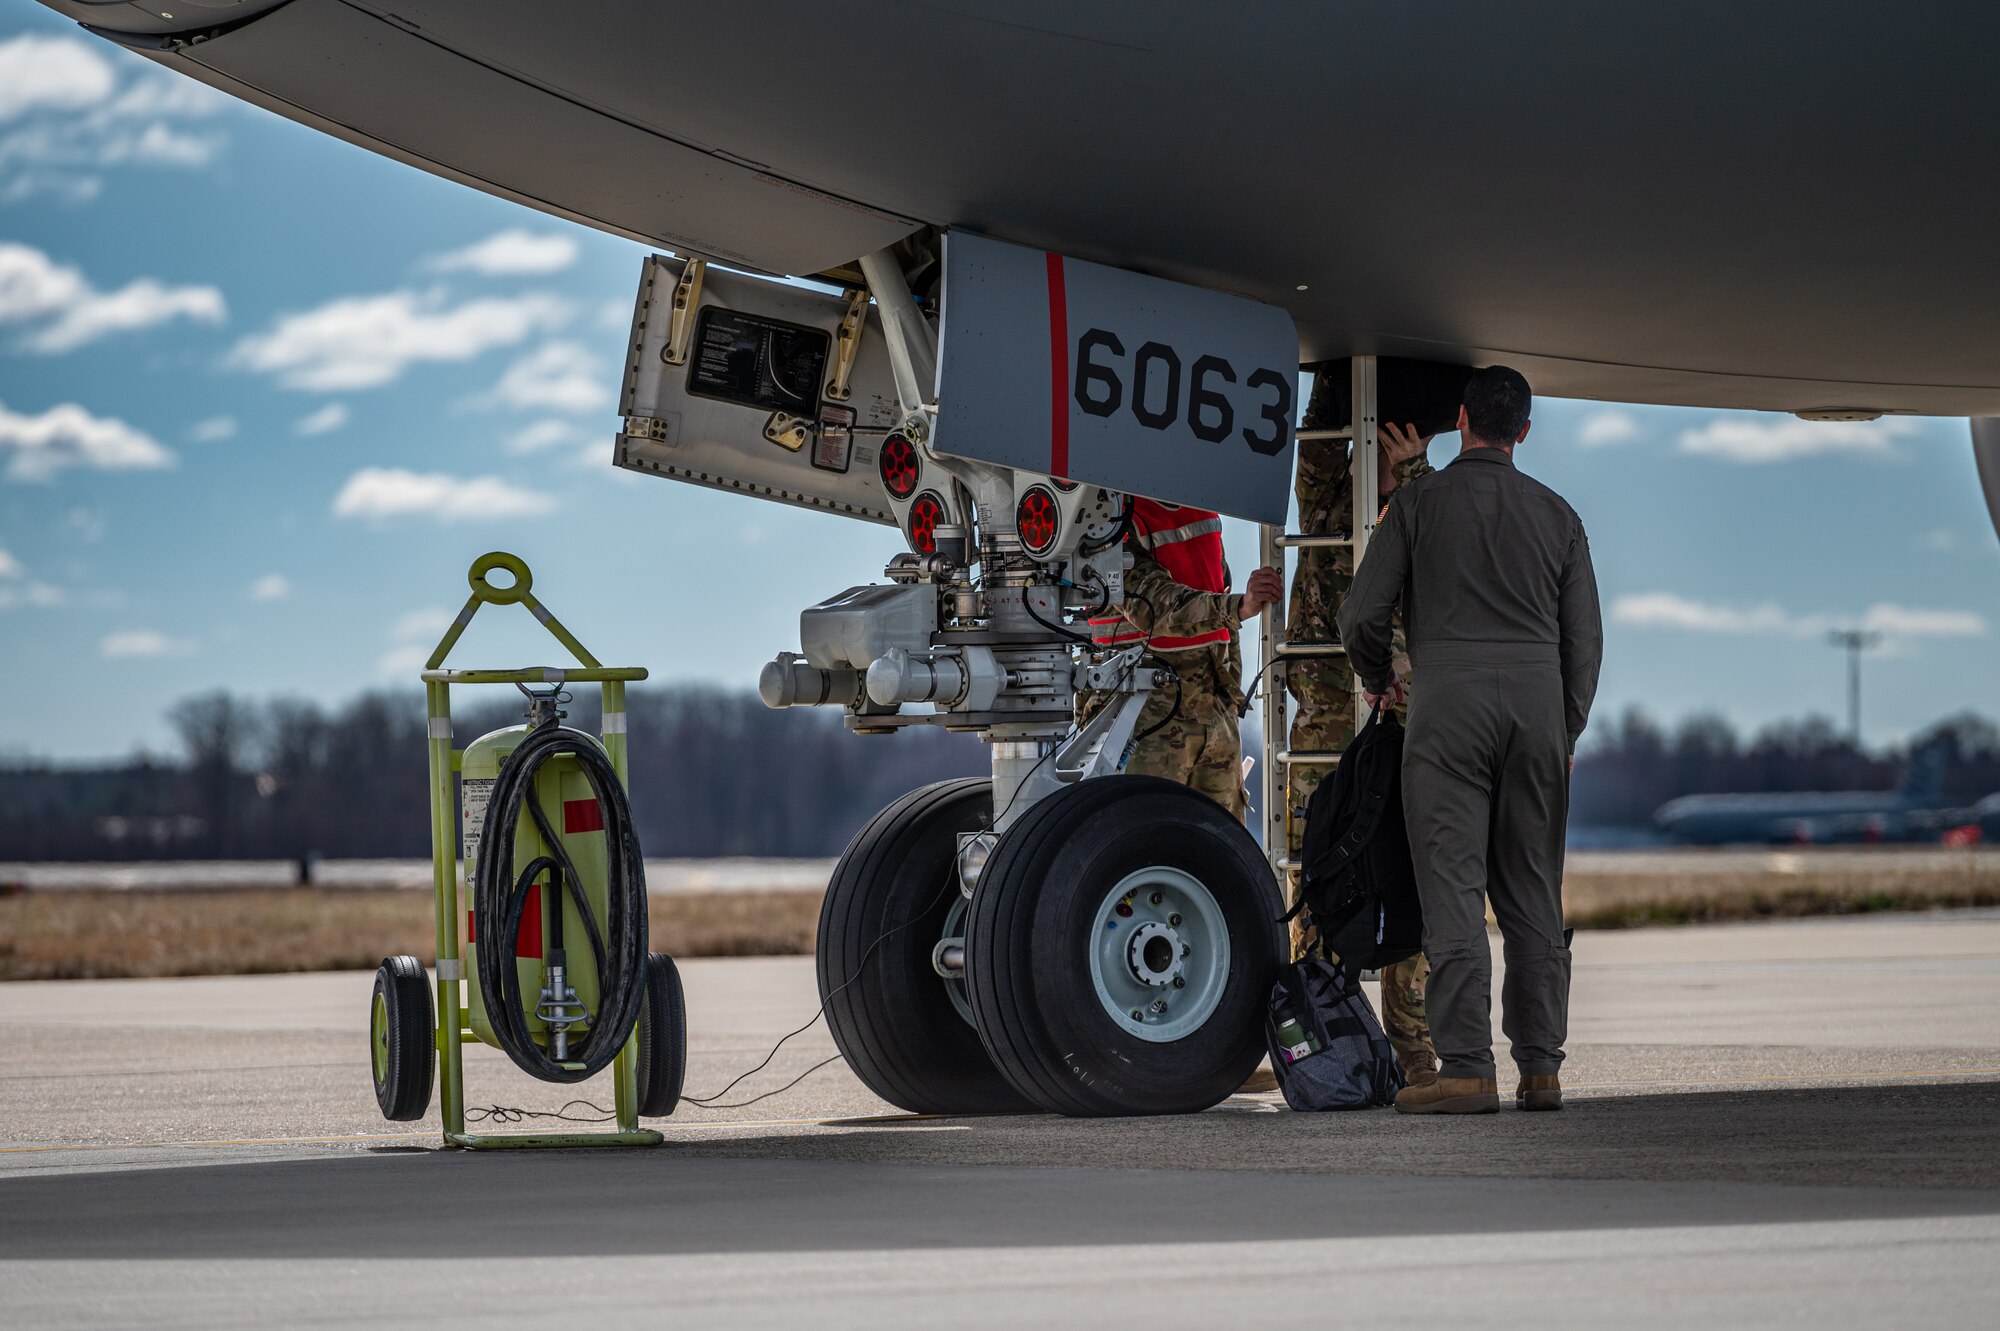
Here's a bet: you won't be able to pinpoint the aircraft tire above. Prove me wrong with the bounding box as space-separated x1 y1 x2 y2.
966 776 1284 1117
635 952 688 1116
817 779 1035 1115
370 954 435 1122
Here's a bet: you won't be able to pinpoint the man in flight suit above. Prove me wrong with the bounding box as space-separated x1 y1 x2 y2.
1337 366 1602 1115
1088 498 1282 820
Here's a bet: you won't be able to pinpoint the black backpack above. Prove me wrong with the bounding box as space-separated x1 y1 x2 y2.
1284 707 1424 972
1264 957 1403 1110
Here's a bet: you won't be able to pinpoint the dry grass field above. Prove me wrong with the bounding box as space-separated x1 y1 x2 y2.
3 850 1997 980
0 888 823 981
1561 849 2000 928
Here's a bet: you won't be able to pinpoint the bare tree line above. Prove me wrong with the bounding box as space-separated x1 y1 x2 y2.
1569 708 2000 827
0 687 987 861
5 690 1997 860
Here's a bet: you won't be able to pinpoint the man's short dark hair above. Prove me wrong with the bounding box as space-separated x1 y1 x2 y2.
1462 365 1532 446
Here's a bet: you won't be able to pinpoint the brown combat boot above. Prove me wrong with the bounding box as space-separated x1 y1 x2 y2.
1394 1075 1499 1114
1516 1075 1563 1111
1401 1063 1439 1089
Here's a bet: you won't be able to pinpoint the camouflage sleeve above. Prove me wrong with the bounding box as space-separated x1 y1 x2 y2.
1116 550 1243 640
1336 489 1412 693
1397 453 1434 485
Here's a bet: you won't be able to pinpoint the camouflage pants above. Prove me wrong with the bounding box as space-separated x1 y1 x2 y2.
1285 440 1435 1077
1124 686 1246 820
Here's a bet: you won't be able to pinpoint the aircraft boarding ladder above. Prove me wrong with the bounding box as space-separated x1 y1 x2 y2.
1257 354 1381 889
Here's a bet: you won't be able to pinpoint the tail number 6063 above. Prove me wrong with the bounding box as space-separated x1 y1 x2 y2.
1072 329 1292 457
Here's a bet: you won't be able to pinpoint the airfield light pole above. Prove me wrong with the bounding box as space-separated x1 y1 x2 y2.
1827 628 1883 745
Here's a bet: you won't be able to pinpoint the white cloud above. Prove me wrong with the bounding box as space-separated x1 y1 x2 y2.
1677 414 1918 464
484 341 610 413
0 242 84 323
0 400 175 482
597 298 632 331
0 171 101 206
1612 591 1985 642
63 507 106 541
0 42 230 202
0 243 225 353
101 628 192 658
248 573 291 602
1577 409 1638 448
0 580 65 610
379 605 456 676
426 229 578 276
189 415 237 443
390 606 455 640
1857 604 1984 638
1610 592 1797 635
377 643 433 678
0 35 116 123
28 278 225 354
0 544 77 612
231 289 568 391
505 419 578 454
331 467 556 522
294 402 349 436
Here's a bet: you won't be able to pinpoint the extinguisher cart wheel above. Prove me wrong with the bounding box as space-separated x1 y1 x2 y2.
965 776 1285 1117
635 952 689 1116
370 955 436 1122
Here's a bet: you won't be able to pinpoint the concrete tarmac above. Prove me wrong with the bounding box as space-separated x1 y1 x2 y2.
3 911 1999 1328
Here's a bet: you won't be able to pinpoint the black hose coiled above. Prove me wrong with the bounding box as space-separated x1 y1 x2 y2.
473 723 648 1083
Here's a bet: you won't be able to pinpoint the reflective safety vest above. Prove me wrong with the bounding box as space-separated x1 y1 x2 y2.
1089 500 1233 652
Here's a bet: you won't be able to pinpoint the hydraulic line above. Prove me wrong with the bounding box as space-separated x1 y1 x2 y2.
473 722 649 1083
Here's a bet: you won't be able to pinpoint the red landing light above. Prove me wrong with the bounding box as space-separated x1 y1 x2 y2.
1017 486 1059 555
879 432 920 500
908 491 946 554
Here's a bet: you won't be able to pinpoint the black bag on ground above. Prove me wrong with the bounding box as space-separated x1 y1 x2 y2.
1265 957 1402 1110
1285 706 1423 972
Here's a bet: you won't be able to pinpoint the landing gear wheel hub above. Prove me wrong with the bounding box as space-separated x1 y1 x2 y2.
1092 867 1227 1042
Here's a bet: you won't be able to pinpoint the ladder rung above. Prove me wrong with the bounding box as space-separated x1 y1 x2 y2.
1294 428 1353 441
1273 856 1303 872
1276 750 1343 766
1273 641 1347 658
1274 533 1354 550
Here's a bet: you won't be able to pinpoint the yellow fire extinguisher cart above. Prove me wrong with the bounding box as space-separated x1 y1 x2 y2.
367 551 682 1148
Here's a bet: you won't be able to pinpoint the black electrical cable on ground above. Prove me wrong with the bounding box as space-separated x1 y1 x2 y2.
473 722 649 1083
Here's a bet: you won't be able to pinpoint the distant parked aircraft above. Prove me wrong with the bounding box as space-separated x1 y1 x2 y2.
1654 740 1992 845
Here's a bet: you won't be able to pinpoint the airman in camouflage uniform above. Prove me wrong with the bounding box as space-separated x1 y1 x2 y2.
1086 503 1283 822
1287 405 1439 1084
1112 552 1253 818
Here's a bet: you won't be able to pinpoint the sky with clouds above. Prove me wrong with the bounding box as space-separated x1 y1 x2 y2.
0 5 1995 761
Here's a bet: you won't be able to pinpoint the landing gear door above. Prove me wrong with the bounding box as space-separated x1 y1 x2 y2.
616 255 901 526
935 232 1299 526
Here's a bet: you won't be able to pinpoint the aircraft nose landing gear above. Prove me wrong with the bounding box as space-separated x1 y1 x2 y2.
621 236 1294 1117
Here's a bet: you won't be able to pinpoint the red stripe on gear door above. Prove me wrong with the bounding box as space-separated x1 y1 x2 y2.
1045 252 1069 478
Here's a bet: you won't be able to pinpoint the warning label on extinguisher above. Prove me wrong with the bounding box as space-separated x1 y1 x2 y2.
461 778 495 863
